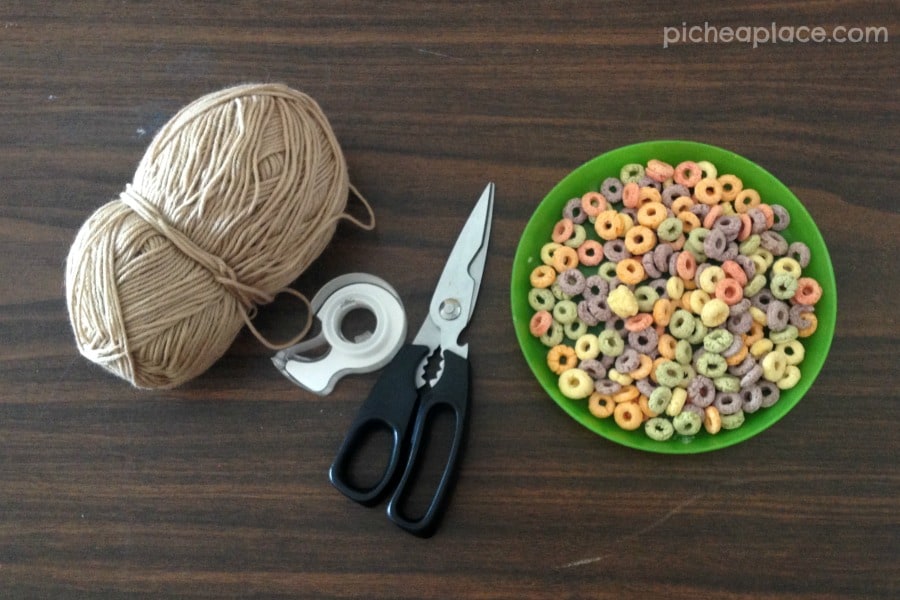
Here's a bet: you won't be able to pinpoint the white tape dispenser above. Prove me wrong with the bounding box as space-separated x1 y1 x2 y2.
272 273 407 395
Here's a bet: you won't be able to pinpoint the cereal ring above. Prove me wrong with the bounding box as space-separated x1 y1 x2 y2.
622 224 656 256
552 299 579 324
620 163 645 184
644 417 674 441
688 289 711 315
595 209 623 241
720 410 745 430
651 298 674 328
750 338 774 359
769 325 799 344
564 320 588 340
797 313 818 338
673 160 703 187
529 310 553 337
579 358 606 380
552 218 574 243
656 217 683 243
668 308 696 340
697 160 718 180
576 239 604 266
608 285 640 318
616 258 646 285
558 368 595 399
565 224 587 249
717 174 743 201
624 312 653 333
540 321 564 347
678 210 702 234
655 360 685 388
720 259 748 287
547 344 578 375
540 242 561 266
775 340 805 365
604 239 630 263
672 410 702 435
528 287 555 311
648 386 672 414
724 343 749 366
664 387 687 417
702 203 723 229
714 392 742 415
646 159 675 182
714 277 744 305
703 405 722 434
581 191 607 217
614 348 641 374
675 251 697 280
770 272 799 301
696 351 728 378
630 352 655 380
530 265 556 288
622 181 641 208
588 392 615 418
574 333 601 360
550 245 579 273
777 365 802 390
637 186 662 208
761 349 788 382
697 265 725 294
693 177 724 205
657 333 677 360
598 328 625 357
558 268 586 296
613 401 643 430
595 378 622 395
793 277 822 306
700 298 730 328
788 241 811 268
733 188 761 213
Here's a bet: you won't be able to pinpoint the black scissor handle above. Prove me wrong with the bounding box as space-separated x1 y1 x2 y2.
387 350 470 537
329 343 430 506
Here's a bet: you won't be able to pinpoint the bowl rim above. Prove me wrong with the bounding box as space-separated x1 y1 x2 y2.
510 140 837 454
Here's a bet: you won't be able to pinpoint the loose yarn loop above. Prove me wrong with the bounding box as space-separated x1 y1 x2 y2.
65 83 374 389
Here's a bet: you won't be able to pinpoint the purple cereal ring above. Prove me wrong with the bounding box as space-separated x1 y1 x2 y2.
750 289 775 311
689 203 710 220
668 251 680 277
740 364 764 388
770 204 790 231
604 239 631 262
714 215 742 241
606 316 628 334
734 254 756 279
559 268 586 296
740 386 763 413
681 403 705 419
788 241 811 268
600 177 624 203
654 243 674 273
721 333 745 358
728 355 757 377
789 303 815 329
642 252 662 278
714 392 743 415
587 296 613 321
579 358 606 380
662 184 690 206
638 175 662 191
636 378 656 397
726 310 753 335
647 278 669 299
760 231 788 256
577 300 600 327
594 378 622 395
758 381 781 407
582 275 609 301
766 299 790 331
563 197 588 224
729 298 752 316
748 208 769 234
615 348 640 373
628 327 659 355
688 375 716 407
703 227 729 261
599 353 616 369
720 242 739 261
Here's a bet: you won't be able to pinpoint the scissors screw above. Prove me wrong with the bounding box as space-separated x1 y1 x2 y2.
439 298 462 321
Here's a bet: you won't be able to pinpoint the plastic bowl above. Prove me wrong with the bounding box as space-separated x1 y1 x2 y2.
511 141 836 453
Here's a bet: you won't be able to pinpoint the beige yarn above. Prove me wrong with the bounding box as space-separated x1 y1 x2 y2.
65 83 374 389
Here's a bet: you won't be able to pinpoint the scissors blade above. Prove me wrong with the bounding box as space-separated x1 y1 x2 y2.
412 182 494 354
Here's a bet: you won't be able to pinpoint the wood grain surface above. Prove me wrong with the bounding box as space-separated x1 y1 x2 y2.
1 2 897 598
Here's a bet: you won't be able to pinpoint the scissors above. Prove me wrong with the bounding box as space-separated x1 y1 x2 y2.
329 182 495 537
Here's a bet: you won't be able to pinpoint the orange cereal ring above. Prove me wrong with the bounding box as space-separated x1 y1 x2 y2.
657 333 677 360
637 202 667 229
613 401 643 430
793 277 822 305
693 177 724 205
674 160 703 187
675 251 697 280
580 191 607 217
652 298 675 327
743 321 765 346
721 259 748 286
757 203 775 229
703 405 722 434
577 239 604 266
625 312 654 332
670 195 694 215
734 188 761 213
669 234 686 251
622 181 641 208
616 258 646 285
680 289 694 311
551 245 579 272
551 218 574 243
530 265 556 288
717 174 743 201
638 186 662 206
529 310 553 337
702 204 723 229
645 159 674 182
737 213 753 240
797 313 818 337
724 343 749 366
546 344 578 375
631 353 654 380
678 210 701 233
624 225 657 255
594 209 622 241
612 384 640 403
714 277 744 305
588 392 615 418
639 395 656 419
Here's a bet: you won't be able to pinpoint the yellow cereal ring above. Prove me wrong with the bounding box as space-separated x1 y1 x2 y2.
734 188 761 213
530 265 556 289
772 257 803 279
776 340 805 365
698 265 726 295
613 401 643 430
665 387 688 417
700 298 730 328
608 368 633 386
750 338 774 358
761 349 789 382
574 333 601 360
608 285 640 318
666 276 685 300
540 242 561 266
558 368 594 399
777 365 802 390
717 174 743 201
588 392 615 418
547 344 578 375
689 289 712 315
595 209 622 241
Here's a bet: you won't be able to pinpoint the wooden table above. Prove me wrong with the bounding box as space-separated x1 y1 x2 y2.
2 2 897 598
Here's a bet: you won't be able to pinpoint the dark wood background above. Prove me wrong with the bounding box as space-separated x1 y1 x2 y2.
1 1 897 598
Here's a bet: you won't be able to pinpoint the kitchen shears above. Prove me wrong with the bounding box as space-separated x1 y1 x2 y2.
329 182 495 537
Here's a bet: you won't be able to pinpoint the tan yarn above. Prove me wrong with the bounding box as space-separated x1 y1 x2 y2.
65 83 374 389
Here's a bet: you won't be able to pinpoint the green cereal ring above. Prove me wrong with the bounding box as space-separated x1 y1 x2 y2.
564 319 588 340
687 318 708 345
720 410 746 430
657 217 683 242
620 163 645 183
597 261 618 281
686 227 711 255
645 417 675 441
743 273 767 297
696 352 728 378
552 300 578 324
655 360 685 388
714 375 741 393
565 224 587 248
739 234 761 255
703 328 734 354
669 309 696 339
598 329 625 357
769 325 799 344
675 339 694 365
770 272 799 300
754 248 774 270
679 364 696 388
528 287 556 312
540 321 564 347
634 285 659 313
648 386 673 414
541 242 561 265
550 282 571 301
673 410 702 436
697 160 718 180
776 340 805 365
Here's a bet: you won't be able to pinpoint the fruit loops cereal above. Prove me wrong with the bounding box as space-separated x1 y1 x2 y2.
527 159 823 441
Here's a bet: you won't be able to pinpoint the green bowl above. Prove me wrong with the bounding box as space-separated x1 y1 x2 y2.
511 140 836 453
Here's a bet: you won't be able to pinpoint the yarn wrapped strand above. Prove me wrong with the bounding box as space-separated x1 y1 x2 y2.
65 83 374 389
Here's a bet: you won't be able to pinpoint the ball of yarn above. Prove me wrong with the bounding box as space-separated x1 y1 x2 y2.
65 83 373 389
